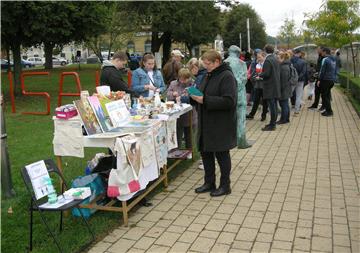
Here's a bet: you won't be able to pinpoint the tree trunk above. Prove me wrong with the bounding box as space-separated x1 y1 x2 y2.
162 31 172 66
186 43 193 58
350 42 357 78
44 42 54 69
151 31 162 53
11 41 22 96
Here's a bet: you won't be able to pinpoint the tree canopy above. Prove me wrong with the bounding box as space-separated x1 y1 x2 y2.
222 3 267 51
305 0 360 48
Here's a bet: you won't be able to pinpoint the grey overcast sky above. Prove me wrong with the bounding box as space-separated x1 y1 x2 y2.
236 0 324 36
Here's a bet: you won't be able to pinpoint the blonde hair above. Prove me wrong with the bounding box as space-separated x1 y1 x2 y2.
186 58 203 70
201 50 222 63
278 51 291 61
178 68 192 79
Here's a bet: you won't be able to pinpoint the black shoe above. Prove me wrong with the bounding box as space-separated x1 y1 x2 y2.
308 105 317 110
195 183 216 194
260 116 266 121
321 111 333 117
246 114 254 119
261 125 276 131
276 120 288 125
210 187 231 197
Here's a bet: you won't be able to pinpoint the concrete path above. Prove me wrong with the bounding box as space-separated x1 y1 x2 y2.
88 88 359 253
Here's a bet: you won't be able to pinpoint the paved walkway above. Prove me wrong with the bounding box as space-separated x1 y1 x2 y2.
88 88 360 253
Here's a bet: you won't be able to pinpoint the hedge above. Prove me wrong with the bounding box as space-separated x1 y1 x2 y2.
338 71 360 102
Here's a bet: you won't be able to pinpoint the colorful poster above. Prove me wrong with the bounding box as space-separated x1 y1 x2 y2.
122 135 142 176
166 119 178 151
74 99 102 135
105 99 131 127
140 130 157 169
25 160 51 200
88 95 112 132
153 121 168 169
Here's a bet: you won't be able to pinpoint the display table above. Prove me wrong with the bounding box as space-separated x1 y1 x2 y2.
53 104 193 226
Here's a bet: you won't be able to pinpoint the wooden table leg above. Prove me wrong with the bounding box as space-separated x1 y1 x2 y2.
163 165 168 188
121 201 129 227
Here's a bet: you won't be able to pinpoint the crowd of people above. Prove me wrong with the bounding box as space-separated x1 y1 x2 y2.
99 44 340 197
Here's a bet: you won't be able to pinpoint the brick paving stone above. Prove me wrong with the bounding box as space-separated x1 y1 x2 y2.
145 226 166 238
231 240 253 250
242 216 263 229
146 245 170 252
200 230 220 239
271 240 293 250
88 242 112 253
236 227 258 241
311 236 332 252
122 227 149 241
187 223 206 232
133 237 156 250
205 219 227 231
313 224 332 238
252 241 271 252
224 224 240 233
190 237 216 252
210 243 231 253
169 242 191 253
107 239 136 253
274 228 295 242
256 232 273 243
216 232 236 245
178 231 199 244
154 232 181 247
260 223 277 234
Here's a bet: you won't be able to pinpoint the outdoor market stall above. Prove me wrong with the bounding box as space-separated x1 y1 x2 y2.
52 90 193 226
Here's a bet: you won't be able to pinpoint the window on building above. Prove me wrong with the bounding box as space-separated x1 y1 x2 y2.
144 40 151 53
127 41 135 54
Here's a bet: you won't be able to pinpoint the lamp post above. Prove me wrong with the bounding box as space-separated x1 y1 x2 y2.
247 18 251 52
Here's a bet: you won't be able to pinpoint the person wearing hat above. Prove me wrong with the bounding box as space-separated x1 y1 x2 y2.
162 49 184 86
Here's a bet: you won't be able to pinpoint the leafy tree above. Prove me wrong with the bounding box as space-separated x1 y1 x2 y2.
1 2 107 93
277 18 297 49
172 2 221 57
305 0 360 76
222 4 266 51
85 2 139 63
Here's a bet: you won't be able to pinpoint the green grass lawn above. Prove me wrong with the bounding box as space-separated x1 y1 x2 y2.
1 64 196 252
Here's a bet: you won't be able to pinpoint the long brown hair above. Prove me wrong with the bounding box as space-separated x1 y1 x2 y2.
140 53 157 70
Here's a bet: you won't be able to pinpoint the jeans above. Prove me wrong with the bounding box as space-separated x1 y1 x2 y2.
265 98 277 127
201 151 231 188
278 99 290 122
320 80 334 113
249 88 268 118
295 81 304 112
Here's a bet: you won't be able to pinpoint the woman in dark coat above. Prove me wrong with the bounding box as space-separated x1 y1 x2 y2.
277 52 292 124
190 50 237 197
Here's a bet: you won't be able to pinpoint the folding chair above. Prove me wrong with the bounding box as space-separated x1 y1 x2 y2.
21 159 95 252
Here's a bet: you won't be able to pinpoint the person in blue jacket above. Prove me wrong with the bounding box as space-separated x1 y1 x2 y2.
131 53 165 97
318 47 336 116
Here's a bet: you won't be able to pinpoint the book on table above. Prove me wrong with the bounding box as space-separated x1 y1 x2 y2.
74 99 102 135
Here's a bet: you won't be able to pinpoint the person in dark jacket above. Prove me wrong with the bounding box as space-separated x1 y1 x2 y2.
258 45 281 131
190 50 237 197
318 47 336 116
277 52 292 124
291 49 307 114
100 52 138 97
309 46 324 109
